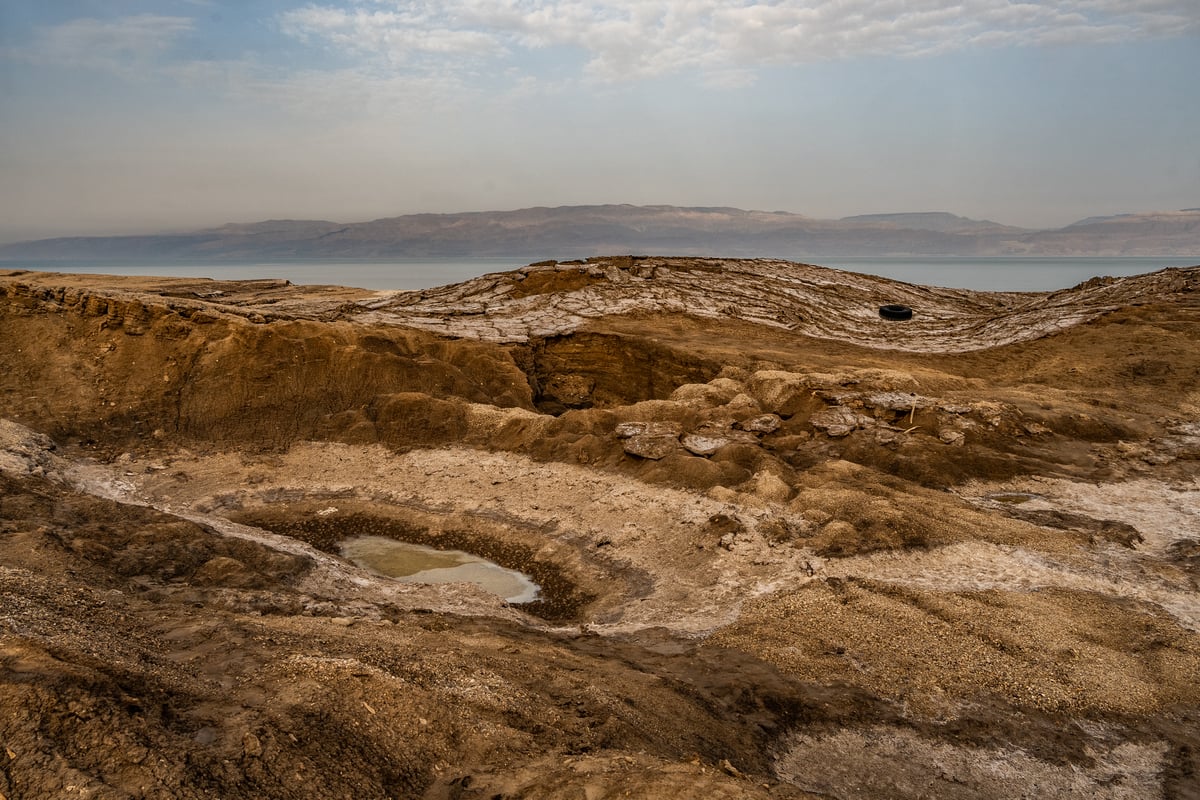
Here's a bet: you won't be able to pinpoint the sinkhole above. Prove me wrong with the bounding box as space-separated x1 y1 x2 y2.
340 535 540 604
228 506 598 621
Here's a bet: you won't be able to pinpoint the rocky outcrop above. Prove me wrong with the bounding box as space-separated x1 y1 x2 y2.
0 272 533 449
359 257 1200 352
3 261 1198 488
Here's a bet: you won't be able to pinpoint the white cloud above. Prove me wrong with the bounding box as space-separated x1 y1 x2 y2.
279 0 1200 84
165 55 477 121
10 2 1194 117
9 14 194 72
279 6 507 66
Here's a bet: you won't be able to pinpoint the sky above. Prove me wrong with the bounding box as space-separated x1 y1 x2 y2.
1 1 1198 243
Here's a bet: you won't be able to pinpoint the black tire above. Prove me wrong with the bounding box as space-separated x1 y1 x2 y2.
879 304 913 321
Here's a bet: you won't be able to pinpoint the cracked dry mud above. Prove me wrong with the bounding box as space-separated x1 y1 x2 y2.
1 256 1199 799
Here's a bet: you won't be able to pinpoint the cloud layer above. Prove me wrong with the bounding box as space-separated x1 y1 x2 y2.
8 2 1197 96
11 14 194 72
279 0 1200 83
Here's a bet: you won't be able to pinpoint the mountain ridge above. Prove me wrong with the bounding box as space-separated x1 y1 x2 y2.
2 204 1198 260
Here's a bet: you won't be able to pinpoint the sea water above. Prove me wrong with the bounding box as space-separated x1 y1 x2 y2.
824 256 1200 292
3 256 1196 293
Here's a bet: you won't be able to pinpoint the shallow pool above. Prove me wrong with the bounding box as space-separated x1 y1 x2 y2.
340 535 540 604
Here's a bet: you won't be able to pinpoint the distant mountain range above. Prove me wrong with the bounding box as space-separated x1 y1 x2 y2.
2 205 1198 261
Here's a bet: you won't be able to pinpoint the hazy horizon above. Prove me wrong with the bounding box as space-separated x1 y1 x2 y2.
5 202 1200 249
9 202 1199 248
2 2 1198 244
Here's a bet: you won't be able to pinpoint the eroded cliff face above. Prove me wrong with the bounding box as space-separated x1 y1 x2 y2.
0 276 537 451
1 260 1199 799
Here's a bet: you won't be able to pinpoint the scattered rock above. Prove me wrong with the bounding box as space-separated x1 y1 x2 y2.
970 402 1008 427
874 428 901 446
939 403 973 415
938 429 966 446
242 732 263 758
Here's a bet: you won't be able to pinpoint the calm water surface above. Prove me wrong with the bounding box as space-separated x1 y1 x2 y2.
825 256 1199 292
340 535 540 604
3 256 1197 292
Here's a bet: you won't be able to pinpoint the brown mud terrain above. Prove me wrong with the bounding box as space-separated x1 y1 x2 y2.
1 256 1199 799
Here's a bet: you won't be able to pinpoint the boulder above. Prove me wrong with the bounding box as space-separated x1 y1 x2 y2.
746 370 811 416
669 378 742 408
738 413 782 434
615 421 682 439
623 434 680 460
810 406 871 438
618 399 693 423
749 471 793 503
722 393 763 421
863 392 934 413
765 433 810 452
681 433 730 457
639 452 725 489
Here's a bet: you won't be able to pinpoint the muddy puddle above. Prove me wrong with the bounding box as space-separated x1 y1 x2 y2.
340 535 541 603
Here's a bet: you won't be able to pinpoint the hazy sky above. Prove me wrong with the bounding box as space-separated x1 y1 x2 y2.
1 1 1198 242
